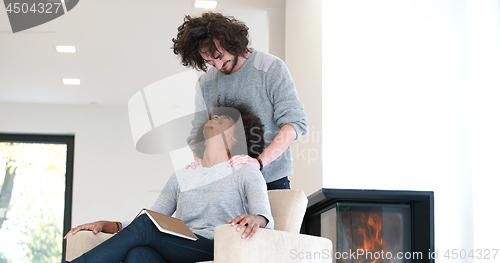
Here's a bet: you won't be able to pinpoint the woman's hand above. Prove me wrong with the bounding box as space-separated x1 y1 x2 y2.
63 221 118 239
227 214 268 239
185 157 202 169
228 155 260 169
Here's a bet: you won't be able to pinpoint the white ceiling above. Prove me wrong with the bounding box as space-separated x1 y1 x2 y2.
0 0 285 107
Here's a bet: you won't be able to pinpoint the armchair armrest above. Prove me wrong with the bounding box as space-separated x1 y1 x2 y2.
65 231 114 261
213 224 333 263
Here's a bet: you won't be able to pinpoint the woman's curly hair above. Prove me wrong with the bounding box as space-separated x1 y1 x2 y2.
193 98 264 159
172 12 251 72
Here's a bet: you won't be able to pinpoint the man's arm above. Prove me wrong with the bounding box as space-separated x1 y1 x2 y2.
228 124 296 169
229 56 306 169
258 124 296 166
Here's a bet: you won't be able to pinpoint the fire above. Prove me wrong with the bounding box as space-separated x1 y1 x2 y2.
340 209 404 263
352 214 384 263
359 214 383 251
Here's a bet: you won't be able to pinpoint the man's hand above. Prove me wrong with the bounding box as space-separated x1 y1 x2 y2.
227 214 268 239
228 155 260 169
63 221 117 239
185 157 202 169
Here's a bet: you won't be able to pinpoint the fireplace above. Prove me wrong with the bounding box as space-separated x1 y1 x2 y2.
302 189 434 263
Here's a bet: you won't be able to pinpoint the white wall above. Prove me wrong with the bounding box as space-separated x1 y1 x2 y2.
286 0 323 197
322 0 499 259
213 5 268 52
0 102 174 226
267 7 286 60
467 0 500 254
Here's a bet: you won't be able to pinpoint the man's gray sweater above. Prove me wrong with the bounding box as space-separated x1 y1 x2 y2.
189 50 308 183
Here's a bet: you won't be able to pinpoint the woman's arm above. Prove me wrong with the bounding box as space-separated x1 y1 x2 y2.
227 214 268 239
226 165 274 239
150 173 179 216
65 174 179 238
63 220 121 239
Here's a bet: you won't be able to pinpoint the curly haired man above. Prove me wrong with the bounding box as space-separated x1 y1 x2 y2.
173 12 308 190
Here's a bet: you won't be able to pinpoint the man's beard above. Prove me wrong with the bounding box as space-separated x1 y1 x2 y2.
221 55 238 75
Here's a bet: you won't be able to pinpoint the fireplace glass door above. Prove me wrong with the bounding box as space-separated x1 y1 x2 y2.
322 202 411 263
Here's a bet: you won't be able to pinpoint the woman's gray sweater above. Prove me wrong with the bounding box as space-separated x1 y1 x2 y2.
146 162 274 240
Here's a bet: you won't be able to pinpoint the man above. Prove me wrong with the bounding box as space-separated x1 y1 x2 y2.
172 12 307 190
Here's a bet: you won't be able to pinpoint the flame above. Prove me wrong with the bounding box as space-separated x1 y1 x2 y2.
353 214 384 263
340 210 405 263
359 214 383 251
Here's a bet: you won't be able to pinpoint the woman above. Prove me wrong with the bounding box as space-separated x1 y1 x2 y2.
63 101 274 263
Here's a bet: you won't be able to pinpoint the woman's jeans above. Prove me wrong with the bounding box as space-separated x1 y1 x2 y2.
266 176 290 190
66 214 214 263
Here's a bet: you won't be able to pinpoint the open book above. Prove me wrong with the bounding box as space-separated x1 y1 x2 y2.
134 209 198 241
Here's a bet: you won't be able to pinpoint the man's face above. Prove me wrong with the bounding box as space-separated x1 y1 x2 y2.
199 38 238 75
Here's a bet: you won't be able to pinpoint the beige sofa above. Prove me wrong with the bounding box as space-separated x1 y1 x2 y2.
65 190 332 262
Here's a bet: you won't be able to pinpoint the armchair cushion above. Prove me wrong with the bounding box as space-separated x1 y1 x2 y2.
213 224 332 263
65 231 114 261
267 190 307 233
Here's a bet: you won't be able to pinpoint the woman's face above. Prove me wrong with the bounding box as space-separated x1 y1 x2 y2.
203 114 236 139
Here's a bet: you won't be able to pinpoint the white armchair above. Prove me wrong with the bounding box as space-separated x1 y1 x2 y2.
65 190 332 262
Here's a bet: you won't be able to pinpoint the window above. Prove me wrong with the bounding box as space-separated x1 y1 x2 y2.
0 134 74 263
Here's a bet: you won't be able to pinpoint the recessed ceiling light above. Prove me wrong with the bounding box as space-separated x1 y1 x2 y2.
194 0 217 9
63 78 81 85
56 46 77 53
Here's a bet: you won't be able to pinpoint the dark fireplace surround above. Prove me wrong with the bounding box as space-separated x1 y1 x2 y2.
301 188 434 263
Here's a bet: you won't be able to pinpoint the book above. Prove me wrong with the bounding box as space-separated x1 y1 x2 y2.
134 209 198 241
